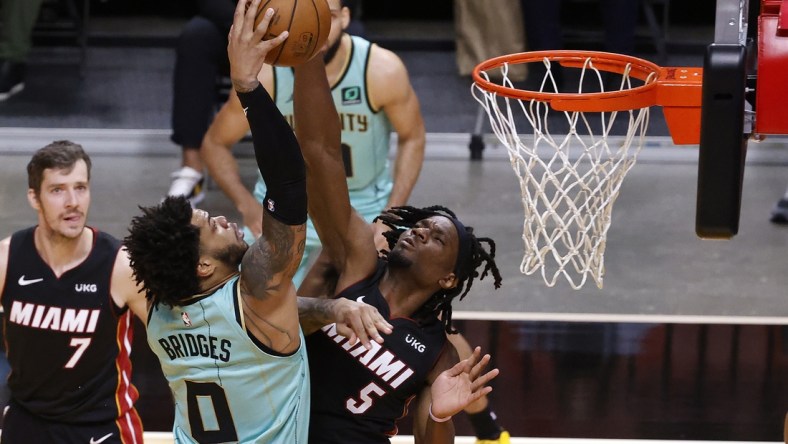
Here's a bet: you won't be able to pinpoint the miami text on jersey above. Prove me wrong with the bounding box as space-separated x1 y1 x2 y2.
8 301 100 333
320 323 414 389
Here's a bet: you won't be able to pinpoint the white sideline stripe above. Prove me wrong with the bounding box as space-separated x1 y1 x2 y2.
452 311 788 325
0 431 779 444
390 440 781 444
139 433 781 444
0 306 784 324
1 128 787 163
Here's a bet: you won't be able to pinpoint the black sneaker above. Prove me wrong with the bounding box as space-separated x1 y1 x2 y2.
770 197 788 225
0 60 25 101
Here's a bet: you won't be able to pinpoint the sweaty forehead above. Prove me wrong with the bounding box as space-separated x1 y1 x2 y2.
427 216 459 239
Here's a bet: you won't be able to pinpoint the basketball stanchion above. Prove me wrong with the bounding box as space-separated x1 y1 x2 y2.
472 51 702 289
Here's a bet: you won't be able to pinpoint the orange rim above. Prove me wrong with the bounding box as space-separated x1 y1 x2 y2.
472 50 701 113
472 50 704 144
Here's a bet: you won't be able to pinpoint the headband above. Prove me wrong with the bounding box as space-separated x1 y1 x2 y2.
448 217 472 281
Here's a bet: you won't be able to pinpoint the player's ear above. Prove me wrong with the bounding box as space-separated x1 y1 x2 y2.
340 5 351 30
27 188 40 211
196 258 215 278
438 273 458 290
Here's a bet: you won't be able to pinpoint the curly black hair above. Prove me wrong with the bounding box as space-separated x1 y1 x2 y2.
375 205 502 333
123 196 201 308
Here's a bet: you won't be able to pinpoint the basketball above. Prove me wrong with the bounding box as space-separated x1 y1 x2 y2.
254 0 331 67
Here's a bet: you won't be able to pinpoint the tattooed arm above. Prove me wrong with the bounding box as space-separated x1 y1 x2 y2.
239 218 306 355
297 297 392 348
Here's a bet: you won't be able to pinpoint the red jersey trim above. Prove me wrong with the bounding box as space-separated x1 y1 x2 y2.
113 312 139 416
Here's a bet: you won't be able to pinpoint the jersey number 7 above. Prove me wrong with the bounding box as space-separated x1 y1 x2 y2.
65 337 91 368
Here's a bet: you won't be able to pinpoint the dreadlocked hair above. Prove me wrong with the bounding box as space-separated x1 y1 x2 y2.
123 196 201 308
374 205 502 333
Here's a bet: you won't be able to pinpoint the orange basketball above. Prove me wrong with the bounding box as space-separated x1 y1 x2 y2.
254 0 331 67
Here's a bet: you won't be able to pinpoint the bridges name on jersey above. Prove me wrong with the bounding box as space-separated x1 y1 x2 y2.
156 332 232 362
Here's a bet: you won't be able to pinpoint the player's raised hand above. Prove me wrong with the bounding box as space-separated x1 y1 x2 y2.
331 298 393 350
429 347 499 421
228 0 289 92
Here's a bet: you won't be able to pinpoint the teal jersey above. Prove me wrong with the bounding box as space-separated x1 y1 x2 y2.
252 35 394 222
146 275 310 443
246 36 396 285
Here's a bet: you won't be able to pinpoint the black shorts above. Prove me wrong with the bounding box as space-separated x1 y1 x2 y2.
0 401 143 444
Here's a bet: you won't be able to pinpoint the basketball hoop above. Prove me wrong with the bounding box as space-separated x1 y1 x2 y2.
472 50 702 289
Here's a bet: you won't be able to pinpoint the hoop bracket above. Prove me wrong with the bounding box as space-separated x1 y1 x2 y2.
657 67 704 144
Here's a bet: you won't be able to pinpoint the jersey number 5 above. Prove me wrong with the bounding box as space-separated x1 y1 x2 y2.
186 381 238 443
346 382 385 414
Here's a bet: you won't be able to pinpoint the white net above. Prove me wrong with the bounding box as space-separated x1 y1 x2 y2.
472 57 654 289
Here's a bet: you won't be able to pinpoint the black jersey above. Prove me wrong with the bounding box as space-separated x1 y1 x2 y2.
306 261 448 443
1 227 139 424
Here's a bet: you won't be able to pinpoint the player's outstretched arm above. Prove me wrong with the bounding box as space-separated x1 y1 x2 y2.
229 0 305 354
297 296 392 349
293 53 378 290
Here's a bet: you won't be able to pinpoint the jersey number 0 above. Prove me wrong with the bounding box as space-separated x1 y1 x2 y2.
186 381 238 442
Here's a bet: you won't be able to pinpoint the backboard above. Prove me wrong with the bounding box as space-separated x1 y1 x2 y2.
695 0 752 239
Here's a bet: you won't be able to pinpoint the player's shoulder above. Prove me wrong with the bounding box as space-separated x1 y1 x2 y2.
366 45 412 107
108 245 136 292
93 228 121 246
0 236 11 293
90 230 124 262
110 245 149 319
0 235 13 265
0 235 11 260
113 245 144 290
367 42 408 79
